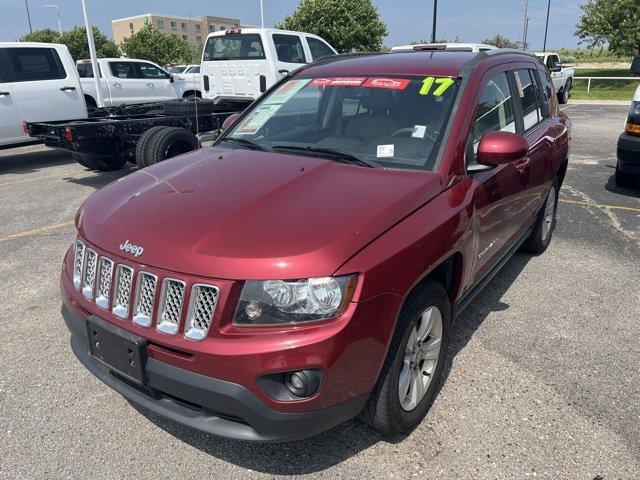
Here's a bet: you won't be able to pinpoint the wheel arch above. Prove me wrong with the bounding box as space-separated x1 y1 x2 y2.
182 90 202 98
84 94 97 108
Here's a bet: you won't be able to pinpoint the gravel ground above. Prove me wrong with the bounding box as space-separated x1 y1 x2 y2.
0 104 639 479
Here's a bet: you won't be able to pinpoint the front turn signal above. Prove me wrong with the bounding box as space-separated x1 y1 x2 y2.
625 123 640 136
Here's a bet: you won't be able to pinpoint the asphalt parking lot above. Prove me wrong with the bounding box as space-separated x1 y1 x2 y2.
0 103 639 479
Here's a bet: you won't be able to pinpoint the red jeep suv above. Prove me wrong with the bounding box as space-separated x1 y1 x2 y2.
61 50 570 442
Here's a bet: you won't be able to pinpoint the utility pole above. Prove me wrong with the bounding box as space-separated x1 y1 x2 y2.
260 0 264 28
80 0 104 108
431 0 438 43
522 0 529 50
45 4 62 34
543 0 551 52
24 0 32 33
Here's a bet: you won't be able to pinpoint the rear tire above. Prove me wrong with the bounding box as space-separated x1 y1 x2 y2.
557 78 571 104
135 126 169 168
615 166 636 189
524 180 558 254
361 281 451 435
71 152 127 171
144 127 199 166
163 98 216 116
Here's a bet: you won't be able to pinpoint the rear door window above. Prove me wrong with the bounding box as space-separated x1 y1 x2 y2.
109 62 137 79
136 62 168 79
203 34 265 61
514 69 543 130
5 47 66 82
273 34 306 63
306 37 334 61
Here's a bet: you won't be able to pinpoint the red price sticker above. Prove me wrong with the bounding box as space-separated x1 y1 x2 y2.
309 77 366 87
362 78 411 90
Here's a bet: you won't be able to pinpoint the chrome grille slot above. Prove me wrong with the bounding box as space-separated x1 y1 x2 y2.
133 272 157 327
157 279 185 335
95 257 114 309
81 249 98 300
185 284 219 341
112 265 134 319
73 240 85 290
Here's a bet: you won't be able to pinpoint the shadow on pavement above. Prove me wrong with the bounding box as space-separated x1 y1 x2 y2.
0 146 75 175
130 252 533 475
604 172 640 199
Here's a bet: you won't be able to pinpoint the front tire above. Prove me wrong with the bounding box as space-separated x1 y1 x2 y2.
524 180 558 254
615 166 636 189
361 281 451 435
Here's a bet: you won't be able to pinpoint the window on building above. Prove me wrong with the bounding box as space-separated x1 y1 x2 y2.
129 22 134 31
181 22 187 30
220 26 226 30
157 19 164 28
195 24 200 31
170 21 177 29
209 24 215 32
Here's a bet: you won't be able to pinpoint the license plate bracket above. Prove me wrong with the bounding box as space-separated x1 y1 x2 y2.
87 316 147 385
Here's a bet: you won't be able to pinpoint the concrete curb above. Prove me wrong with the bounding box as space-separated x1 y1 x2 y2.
567 99 630 106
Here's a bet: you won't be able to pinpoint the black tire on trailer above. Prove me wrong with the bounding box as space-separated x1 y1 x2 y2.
162 97 217 116
144 127 199 166
71 152 127 171
135 126 169 168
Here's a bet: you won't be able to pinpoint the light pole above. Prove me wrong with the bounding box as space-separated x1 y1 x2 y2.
260 0 264 28
80 0 104 107
543 0 551 52
45 4 62 34
24 0 33 33
431 0 438 43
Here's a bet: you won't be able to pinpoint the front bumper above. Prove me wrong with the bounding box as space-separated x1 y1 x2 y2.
63 303 368 442
617 132 640 175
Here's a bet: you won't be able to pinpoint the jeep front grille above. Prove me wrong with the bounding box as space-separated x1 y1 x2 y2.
112 265 133 319
73 240 85 290
156 279 185 335
133 272 157 327
81 249 98 300
185 284 220 341
95 257 114 309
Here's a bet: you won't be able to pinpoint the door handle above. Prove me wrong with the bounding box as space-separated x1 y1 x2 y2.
0 91 10 97
146 83 155 87
113 82 122 88
515 157 530 173
278 69 289 74
60 86 76 91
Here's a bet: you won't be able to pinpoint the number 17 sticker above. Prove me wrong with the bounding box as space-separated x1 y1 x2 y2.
419 77 455 96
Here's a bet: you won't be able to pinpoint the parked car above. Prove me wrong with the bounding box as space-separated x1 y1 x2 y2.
172 65 202 98
533 52 574 104
200 27 337 103
167 65 188 74
61 49 570 442
615 56 640 188
390 42 498 53
76 58 180 107
0 42 86 148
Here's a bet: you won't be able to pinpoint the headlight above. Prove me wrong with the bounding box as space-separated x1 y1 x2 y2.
233 275 358 326
629 101 640 116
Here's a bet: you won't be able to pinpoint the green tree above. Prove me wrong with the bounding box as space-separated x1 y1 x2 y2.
575 0 640 56
59 27 119 61
21 27 119 61
277 0 388 52
481 34 519 49
19 28 61 43
120 23 198 65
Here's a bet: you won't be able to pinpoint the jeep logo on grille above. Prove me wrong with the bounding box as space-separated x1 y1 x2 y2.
119 240 144 257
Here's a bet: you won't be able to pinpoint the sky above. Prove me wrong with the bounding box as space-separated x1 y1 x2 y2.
1 0 585 51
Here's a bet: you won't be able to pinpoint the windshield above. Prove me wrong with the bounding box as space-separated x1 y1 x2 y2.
222 76 460 171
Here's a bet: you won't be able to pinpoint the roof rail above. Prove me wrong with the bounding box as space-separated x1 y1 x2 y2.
484 48 537 58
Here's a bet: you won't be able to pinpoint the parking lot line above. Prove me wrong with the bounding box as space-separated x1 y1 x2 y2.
0 219 74 242
559 198 640 213
0 169 80 188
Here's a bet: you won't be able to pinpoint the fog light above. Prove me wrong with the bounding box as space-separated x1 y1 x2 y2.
285 369 321 398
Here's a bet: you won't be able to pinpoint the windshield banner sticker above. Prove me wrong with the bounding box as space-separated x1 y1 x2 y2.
419 77 455 96
235 104 281 135
264 79 310 105
362 78 411 90
310 77 366 87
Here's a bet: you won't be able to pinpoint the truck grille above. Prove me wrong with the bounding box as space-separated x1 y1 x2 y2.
71 238 220 340
156 279 186 335
185 284 220 341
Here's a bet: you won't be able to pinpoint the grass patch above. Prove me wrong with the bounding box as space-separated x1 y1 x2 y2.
571 68 639 101
557 48 631 64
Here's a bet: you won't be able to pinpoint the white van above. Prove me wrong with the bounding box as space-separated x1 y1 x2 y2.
0 42 86 148
200 28 337 103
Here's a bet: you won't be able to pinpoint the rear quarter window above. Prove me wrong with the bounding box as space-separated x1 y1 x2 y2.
273 34 306 63
6 47 66 82
306 37 335 60
514 69 543 131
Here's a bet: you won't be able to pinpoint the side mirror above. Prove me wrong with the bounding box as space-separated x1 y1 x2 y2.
169 74 175 83
631 56 640 76
221 113 241 132
550 64 562 73
477 131 528 166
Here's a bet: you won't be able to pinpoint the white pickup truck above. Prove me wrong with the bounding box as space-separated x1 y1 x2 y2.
76 58 181 107
0 42 87 148
534 52 574 104
200 27 336 103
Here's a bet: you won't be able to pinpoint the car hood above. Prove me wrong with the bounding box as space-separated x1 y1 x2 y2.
78 148 442 280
